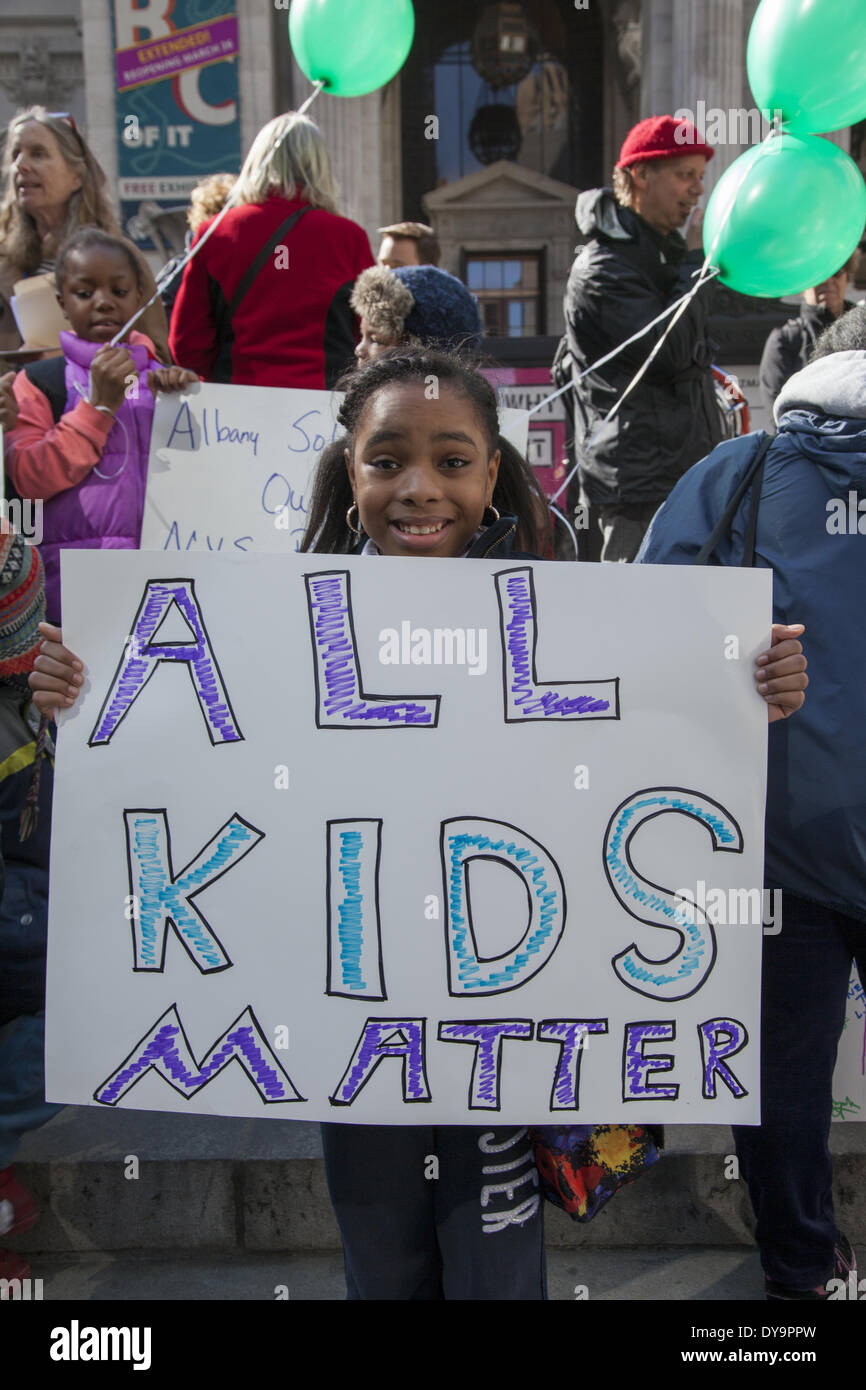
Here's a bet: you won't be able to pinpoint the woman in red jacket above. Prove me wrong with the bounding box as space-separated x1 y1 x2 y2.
169 112 375 390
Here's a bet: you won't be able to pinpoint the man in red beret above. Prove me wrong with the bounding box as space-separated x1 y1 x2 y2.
563 114 723 562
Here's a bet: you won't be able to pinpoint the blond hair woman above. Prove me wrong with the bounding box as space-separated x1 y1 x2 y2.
169 112 374 388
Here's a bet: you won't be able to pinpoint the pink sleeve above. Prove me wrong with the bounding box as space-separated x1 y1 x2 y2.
7 372 114 502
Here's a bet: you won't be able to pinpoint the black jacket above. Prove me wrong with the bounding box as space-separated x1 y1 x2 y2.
0 687 53 1024
759 301 853 418
563 189 721 507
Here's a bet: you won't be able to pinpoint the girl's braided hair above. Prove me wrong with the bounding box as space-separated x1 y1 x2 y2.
300 347 546 555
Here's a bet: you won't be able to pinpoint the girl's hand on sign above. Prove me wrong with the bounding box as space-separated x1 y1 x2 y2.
756 624 808 723
148 366 199 394
0 370 18 431
29 622 84 716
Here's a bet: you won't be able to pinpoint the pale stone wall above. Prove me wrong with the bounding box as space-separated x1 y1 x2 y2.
289 53 399 249
425 164 579 338
0 0 85 133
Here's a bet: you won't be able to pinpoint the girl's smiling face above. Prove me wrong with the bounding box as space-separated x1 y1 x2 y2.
345 381 500 557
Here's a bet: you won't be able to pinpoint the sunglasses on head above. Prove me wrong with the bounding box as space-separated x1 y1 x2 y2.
47 112 78 133
45 112 88 155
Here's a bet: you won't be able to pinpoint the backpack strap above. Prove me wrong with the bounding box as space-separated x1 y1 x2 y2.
694 431 774 567
22 355 67 425
228 205 312 318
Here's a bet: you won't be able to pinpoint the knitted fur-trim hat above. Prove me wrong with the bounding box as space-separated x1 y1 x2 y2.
350 265 483 351
350 266 415 341
396 266 483 351
0 524 45 688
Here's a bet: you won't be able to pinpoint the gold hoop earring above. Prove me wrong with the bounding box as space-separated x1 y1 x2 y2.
484 504 501 524
346 503 362 535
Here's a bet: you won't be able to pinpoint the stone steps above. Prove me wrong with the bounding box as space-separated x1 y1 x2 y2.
21 1248 769 1302
10 1107 866 1256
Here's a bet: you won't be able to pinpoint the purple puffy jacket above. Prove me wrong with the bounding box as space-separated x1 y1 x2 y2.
37 331 161 622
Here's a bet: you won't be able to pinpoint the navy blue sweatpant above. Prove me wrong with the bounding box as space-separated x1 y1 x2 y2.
732 893 866 1289
320 1122 546 1300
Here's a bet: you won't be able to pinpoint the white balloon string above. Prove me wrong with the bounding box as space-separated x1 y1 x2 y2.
109 81 327 349
547 501 578 559
545 125 782 509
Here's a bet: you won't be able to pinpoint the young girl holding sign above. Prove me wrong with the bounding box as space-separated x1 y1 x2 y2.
6 227 198 624
30 348 807 1301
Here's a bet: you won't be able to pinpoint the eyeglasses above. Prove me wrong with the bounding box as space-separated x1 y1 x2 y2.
47 112 78 134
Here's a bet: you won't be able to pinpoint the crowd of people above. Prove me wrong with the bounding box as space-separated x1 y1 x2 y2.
0 100 860 1304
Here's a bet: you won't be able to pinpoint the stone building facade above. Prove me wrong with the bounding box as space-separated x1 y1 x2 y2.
2 0 863 365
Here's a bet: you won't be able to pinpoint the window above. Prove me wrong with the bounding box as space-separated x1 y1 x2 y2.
400 0 604 222
465 253 541 337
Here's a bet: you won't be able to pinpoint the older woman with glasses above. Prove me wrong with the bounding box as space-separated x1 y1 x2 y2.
0 107 169 362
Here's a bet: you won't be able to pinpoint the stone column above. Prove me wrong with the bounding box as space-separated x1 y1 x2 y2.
642 1 754 194
81 0 117 194
640 0 674 119
670 0 745 195
237 0 276 156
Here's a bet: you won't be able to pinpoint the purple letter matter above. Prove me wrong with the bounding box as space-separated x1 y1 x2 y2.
438 1020 533 1109
95 1005 304 1106
536 1019 609 1109
622 1021 679 1101
698 1018 749 1100
330 1019 430 1105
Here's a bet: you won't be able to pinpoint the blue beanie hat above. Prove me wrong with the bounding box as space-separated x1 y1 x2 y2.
393 266 483 352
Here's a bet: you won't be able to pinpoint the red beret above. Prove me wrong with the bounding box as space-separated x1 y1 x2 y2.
617 115 715 169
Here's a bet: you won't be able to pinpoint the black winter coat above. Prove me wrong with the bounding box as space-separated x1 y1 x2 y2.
759 301 853 418
563 189 721 507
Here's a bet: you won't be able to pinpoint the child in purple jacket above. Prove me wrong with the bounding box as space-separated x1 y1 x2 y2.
6 227 197 622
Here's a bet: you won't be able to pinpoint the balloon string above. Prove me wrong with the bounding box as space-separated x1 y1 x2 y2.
596 125 780 431
545 125 782 508
511 275 720 450
109 81 327 350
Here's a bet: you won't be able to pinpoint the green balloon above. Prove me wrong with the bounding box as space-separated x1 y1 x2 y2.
289 0 414 98
703 133 866 298
748 0 866 134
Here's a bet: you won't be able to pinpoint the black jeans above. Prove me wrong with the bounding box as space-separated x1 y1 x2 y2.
320 1122 546 1300
731 893 866 1288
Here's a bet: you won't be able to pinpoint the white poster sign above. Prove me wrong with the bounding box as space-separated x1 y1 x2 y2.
834 972 866 1122
46 552 771 1125
141 384 529 555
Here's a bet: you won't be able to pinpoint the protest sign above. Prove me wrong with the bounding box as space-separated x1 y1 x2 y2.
141 383 530 556
834 973 866 1122
46 552 771 1125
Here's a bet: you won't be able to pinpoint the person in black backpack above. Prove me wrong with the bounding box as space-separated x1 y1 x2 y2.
759 253 860 420
638 310 866 1301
